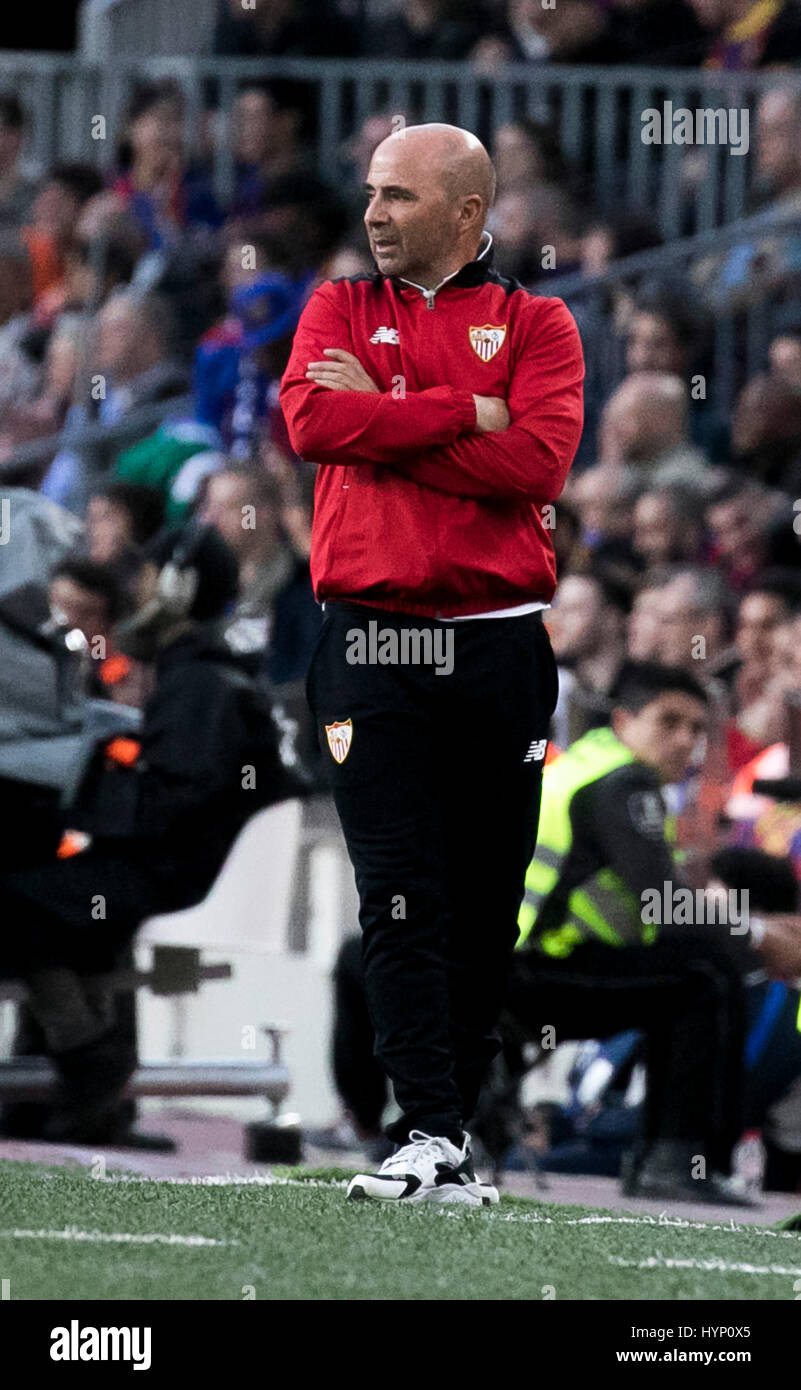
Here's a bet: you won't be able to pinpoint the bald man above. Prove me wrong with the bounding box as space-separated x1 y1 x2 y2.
281 123 583 1204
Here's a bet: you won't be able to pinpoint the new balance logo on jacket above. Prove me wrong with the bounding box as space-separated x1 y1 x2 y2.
524 739 548 764
369 326 400 344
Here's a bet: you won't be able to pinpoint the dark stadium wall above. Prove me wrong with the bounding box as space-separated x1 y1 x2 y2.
0 0 80 52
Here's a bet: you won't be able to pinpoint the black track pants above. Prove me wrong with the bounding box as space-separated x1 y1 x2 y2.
306 600 558 1146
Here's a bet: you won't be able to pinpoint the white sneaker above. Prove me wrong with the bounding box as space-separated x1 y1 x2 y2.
346 1129 499 1206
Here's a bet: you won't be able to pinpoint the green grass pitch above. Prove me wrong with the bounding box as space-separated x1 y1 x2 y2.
1 1159 800 1300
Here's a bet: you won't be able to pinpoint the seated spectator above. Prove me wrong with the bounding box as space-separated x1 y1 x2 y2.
92 290 188 419
732 604 801 751
214 0 360 58
769 307 801 390
631 486 705 572
612 0 706 66
733 571 801 711
23 162 104 307
0 315 81 457
490 182 585 283
598 372 712 489
547 571 629 734
731 371 801 492
580 211 663 276
493 119 573 198
241 170 350 282
84 480 166 608
567 463 642 568
0 94 39 232
39 290 189 512
86 481 165 568
624 284 729 459
49 556 125 653
492 0 627 64
627 578 673 661
198 463 320 682
366 0 487 61
705 479 788 592
0 235 38 416
112 81 221 252
0 524 301 1143
655 565 737 676
47 554 144 707
194 265 308 459
692 0 801 68
230 80 316 220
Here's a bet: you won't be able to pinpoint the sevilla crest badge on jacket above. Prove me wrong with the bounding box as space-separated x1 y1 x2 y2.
326 719 353 763
469 324 507 362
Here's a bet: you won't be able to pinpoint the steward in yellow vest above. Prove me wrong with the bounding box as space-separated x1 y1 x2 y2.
504 659 760 1207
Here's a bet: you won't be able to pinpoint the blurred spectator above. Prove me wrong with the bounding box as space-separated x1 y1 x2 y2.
734 571 801 709
631 486 705 570
0 315 81 455
769 307 801 389
624 284 729 459
612 0 706 65
230 80 316 220
0 236 37 414
0 95 38 232
194 264 308 458
491 0 627 64
39 290 188 511
692 0 801 68
49 554 123 636
113 82 221 251
705 479 788 591
548 571 629 711
598 372 712 488
731 371 801 490
490 183 585 282
628 579 672 661
655 566 735 672
214 0 360 58
198 463 320 682
568 463 641 561
493 119 572 198
367 0 487 60
23 163 104 305
754 88 801 208
85 481 166 581
580 211 663 276
93 290 187 418
243 171 350 281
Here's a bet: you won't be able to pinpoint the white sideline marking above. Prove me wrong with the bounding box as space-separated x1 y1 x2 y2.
99 1173 348 1190
448 1209 801 1241
609 1253 801 1276
90 1176 801 1244
0 1226 236 1247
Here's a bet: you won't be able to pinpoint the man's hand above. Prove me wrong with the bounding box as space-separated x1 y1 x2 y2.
473 395 510 433
755 914 801 982
306 349 380 393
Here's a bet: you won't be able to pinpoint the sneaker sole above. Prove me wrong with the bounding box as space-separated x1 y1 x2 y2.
347 1178 498 1207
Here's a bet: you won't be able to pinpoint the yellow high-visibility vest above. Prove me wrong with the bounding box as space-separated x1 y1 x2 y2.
517 726 676 958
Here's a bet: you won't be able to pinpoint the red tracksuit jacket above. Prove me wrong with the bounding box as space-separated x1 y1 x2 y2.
279 244 584 618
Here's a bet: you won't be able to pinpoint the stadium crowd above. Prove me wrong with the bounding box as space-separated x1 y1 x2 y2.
0 0 801 1193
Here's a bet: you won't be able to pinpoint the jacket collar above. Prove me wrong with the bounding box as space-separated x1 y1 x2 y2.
390 232 495 302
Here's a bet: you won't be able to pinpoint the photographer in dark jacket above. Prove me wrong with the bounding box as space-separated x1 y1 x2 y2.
0 523 302 1143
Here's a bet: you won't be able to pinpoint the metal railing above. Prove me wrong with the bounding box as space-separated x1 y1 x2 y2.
0 54 792 234
0 395 194 497
537 205 801 424
79 0 218 60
